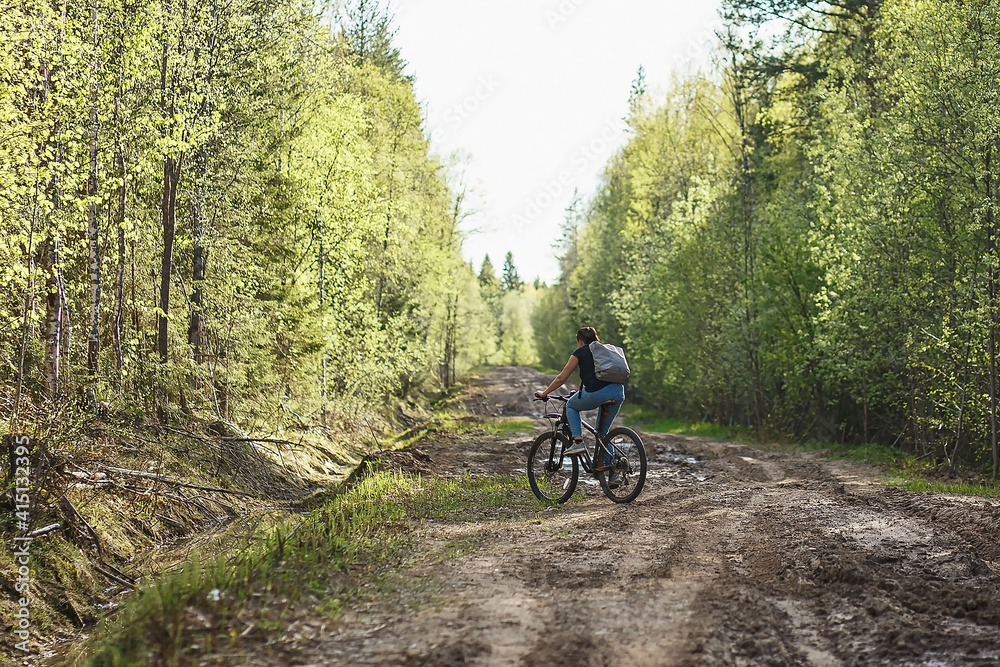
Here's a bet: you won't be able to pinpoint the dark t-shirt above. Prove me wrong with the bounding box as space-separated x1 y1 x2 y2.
572 345 612 393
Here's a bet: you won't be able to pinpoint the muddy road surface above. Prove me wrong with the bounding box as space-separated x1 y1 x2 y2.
302 367 1000 666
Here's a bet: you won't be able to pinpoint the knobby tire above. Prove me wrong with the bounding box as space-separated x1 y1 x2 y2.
597 426 647 503
527 430 578 504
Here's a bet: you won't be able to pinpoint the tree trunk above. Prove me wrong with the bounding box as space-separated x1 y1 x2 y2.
376 218 390 318
317 215 325 308
316 211 328 397
441 294 456 389
990 322 997 478
130 236 138 349
40 44 65 401
987 145 999 478
85 0 101 409
157 30 178 366
726 41 762 433
43 239 65 400
111 44 127 377
157 156 182 363
188 150 208 360
112 151 126 375
188 0 216 360
376 137 399 321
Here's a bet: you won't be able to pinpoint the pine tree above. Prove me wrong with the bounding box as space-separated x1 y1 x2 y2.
339 0 408 80
502 251 522 291
479 255 498 287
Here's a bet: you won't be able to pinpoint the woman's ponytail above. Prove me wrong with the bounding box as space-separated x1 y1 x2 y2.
576 326 599 345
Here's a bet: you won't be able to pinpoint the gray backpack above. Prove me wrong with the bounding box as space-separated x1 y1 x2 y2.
589 341 630 383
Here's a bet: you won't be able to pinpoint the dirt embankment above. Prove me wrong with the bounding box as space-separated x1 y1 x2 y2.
296 367 1000 666
1 410 355 665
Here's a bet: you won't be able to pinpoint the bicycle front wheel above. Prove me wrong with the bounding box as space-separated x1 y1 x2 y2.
598 426 647 503
527 430 578 504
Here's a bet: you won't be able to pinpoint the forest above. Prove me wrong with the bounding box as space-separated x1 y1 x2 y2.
5 0 1000 662
0 0 546 443
3 0 1000 471
533 0 1000 476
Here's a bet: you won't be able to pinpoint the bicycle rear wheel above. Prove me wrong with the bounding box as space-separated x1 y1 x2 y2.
598 426 647 503
527 430 578 504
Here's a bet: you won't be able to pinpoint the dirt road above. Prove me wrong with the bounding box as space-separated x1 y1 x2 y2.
300 367 1000 666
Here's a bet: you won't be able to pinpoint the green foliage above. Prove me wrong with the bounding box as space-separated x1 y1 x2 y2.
533 205 581 370
473 255 540 367
532 283 575 370
496 286 540 366
624 409 752 443
535 0 1000 474
0 0 495 431
501 251 523 291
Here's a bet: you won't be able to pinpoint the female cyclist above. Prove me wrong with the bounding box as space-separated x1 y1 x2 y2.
533 326 626 459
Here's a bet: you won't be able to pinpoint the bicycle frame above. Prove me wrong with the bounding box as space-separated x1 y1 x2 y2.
529 392 647 505
540 394 615 476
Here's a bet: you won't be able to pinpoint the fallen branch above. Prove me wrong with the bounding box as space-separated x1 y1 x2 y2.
164 425 302 451
176 491 236 516
110 482 237 518
364 416 385 454
102 466 258 498
58 496 103 555
27 523 61 538
92 562 135 589
222 436 305 452
155 512 188 533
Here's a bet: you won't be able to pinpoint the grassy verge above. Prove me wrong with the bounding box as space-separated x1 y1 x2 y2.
625 406 1000 499
71 469 539 666
623 406 753 443
394 413 535 448
782 441 1000 498
884 477 1000 498
789 441 912 468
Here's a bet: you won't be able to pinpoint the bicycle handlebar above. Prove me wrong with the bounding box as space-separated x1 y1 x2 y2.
533 394 574 402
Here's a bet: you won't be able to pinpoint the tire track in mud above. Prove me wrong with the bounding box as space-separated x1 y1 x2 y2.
293 368 1000 667
671 439 1000 667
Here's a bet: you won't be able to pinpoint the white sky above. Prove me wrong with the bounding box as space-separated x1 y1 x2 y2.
390 0 724 284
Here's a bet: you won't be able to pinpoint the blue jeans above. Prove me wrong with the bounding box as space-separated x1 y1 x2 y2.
566 384 625 440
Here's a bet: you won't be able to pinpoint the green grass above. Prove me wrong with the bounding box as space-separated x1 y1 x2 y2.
75 470 539 667
623 406 752 442
623 405 1000 499
789 441 1000 496
886 477 1000 498
791 441 911 468
766 438 1000 499
395 413 534 448
483 417 536 434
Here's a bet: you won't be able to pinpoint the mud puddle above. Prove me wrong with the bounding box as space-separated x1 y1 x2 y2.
271 368 1000 666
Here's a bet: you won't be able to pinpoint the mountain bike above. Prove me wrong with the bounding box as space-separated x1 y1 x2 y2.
527 394 647 504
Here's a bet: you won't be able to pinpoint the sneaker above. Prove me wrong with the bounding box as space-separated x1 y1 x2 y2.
607 468 622 489
564 440 586 456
